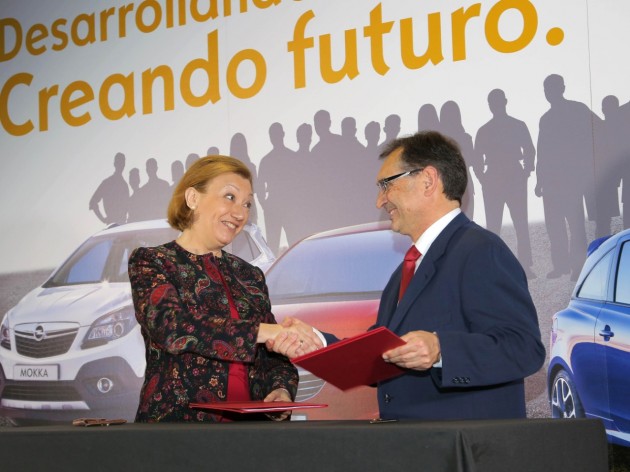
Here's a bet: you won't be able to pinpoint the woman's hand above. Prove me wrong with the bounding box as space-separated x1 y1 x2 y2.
258 318 323 358
263 388 292 421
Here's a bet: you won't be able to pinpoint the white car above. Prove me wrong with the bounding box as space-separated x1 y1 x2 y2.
0 220 275 424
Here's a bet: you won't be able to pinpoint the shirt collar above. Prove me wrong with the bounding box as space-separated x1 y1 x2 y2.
414 208 461 257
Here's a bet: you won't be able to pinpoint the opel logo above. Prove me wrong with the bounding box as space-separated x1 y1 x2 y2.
33 325 45 341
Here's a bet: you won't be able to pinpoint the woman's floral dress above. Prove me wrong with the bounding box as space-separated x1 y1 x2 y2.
128 241 298 422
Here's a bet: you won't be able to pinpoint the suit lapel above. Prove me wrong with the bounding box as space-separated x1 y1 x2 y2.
379 265 402 326
386 212 470 332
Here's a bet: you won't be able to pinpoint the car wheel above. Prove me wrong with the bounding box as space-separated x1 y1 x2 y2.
550 370 585 419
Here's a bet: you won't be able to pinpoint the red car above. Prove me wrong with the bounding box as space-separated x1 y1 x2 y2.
264 222 408 420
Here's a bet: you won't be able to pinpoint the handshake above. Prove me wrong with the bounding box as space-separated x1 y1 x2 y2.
264 317 325 359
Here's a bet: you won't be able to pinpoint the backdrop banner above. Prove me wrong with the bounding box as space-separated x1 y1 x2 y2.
1 0 629 461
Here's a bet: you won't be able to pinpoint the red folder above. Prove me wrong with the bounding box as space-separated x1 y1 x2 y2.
291 326 406 391
189 401 327 413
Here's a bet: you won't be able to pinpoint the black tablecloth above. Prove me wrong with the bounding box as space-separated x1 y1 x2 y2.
0 418 608 472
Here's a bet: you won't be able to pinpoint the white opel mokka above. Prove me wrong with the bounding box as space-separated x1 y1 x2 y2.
0 220 274 424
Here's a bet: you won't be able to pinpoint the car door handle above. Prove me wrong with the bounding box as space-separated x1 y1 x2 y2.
598 325 614 341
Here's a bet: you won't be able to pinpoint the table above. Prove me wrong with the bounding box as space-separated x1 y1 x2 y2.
0 418 608 472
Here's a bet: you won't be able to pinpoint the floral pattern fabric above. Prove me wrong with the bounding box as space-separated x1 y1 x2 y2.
128 241 298 422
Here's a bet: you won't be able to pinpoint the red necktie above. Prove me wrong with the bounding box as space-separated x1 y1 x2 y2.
399 245 421 301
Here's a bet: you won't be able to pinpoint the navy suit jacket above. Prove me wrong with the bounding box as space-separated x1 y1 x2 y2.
328 212 545 420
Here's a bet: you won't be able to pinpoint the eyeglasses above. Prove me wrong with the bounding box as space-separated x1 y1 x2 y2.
376 168 424 193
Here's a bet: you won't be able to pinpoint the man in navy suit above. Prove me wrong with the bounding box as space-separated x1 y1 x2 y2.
372 130 545 419
272 130 545 420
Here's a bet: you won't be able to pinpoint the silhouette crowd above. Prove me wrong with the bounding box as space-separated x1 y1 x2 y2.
89 74 630 281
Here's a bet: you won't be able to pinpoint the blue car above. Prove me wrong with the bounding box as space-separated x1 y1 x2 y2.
548 228 630 446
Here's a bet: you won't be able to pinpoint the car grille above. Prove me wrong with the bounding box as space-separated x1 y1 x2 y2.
295 370 325 402
3 383 82 402
15 327 78 358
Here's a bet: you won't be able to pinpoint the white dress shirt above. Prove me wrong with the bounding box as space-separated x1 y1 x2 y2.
408 208 461 367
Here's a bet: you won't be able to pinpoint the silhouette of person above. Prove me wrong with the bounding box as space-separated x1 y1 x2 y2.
439 101 482 220
310 109 346 232
417 104 440 131
594 96 623 237
230 132 259 225
127 167 142 223
296 123 313 158
475 89 536 278
311 109 344 157
291 123 319 244
378 114 401 154
620 100 630 229
364 121 381 157
185 153 200 170
340 116 381 225
89 152 129 225
206 146 220 156
170 160 185 190
258 123 296 254
341 116 367 155
137 158 171 221
536 74 598 280
363 120 385 213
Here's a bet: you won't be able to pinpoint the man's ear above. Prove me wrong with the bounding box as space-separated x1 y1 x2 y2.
423 166 439 194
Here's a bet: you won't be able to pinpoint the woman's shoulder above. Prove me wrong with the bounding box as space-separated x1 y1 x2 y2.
130 240 178 262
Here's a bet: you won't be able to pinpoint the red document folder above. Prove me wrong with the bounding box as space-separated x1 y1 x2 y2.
189 401 327 413
291 326 406 391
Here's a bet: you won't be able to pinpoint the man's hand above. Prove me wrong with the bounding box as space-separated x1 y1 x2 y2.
382 330 441 371
265 317 323 359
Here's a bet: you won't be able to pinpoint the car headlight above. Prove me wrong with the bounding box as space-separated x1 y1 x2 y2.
0 314 10 350
82 307 137 349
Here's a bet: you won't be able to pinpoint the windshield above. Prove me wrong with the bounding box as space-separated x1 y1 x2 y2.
266 229 408 303
44 227 179 287
228 230 262 262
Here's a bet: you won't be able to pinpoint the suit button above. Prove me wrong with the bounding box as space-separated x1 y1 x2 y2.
384 394 392 403
452 378 459 384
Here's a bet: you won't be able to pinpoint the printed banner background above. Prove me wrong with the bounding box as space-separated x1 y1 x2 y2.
1 0 629 459
2 0 629 267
